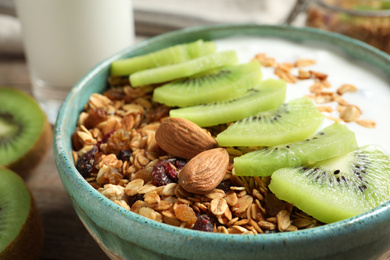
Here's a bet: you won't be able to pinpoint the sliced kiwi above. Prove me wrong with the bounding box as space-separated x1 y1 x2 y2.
0 167 44 259
0 88 52 176
216 96 324 147
234 123 358 176
110 40 216 76
152 61 262 107
129 50 238 87
269 145 390 223
169 79 286 127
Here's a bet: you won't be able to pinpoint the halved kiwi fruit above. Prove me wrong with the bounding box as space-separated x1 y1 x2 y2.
170 78 286 127
129 50 238 87
234 123 358 176
269 145 390 223
152 61 263 107
0 167 44 259
0 88 52 176
110 39 216 76
217 96 324 147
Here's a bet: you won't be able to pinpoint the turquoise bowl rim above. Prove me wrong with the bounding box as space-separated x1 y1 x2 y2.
54 24 390 259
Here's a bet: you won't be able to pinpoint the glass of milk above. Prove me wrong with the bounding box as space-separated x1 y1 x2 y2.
14 0 135 124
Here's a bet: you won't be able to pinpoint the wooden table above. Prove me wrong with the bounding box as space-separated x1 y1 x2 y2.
1 54 109 259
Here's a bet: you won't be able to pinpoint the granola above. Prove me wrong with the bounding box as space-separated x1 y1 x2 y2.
72 78 326 234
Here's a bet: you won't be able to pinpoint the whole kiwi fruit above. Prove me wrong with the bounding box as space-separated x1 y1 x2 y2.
0 88 52 177
0 167 44 259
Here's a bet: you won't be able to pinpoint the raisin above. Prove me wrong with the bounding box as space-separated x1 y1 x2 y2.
193 214 214 232
148 104 170 122
117 149 132 161
104 86 126 100
71 128 83 151
84 107 107 129
216 180 231 192
98 166 123 185
76 146 98 178
128 194 144 207
107 129 130 154
263 193 287 217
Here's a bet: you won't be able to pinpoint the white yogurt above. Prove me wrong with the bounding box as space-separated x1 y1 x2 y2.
215 36 390 152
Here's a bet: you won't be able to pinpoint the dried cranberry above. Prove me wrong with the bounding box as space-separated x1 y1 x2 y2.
193 214 214 232
101 129 116 143
152 164 172 186
152 158 186 186
173 158 186 170
117 149 132 161
155 145 168 156
163 162 178 182
76 146 98 178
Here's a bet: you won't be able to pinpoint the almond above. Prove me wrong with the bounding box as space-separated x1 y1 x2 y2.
178 148 229 194
155 117 217 159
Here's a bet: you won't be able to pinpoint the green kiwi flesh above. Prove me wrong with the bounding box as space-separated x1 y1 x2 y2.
234 123 358 176
169 79 286 127
0 88 51 175
152 61 262 107
217 96 324 147
110 39 216 76
0 167 44 259
269 145 390 223
129 50 238 87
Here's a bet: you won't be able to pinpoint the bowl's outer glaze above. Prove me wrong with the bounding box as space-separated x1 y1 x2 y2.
54 24 390 260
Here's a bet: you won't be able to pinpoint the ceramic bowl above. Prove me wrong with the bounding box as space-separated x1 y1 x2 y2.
53 24 390 260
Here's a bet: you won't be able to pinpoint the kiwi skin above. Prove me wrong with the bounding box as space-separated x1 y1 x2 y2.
5 115 52 178
0 188 44 260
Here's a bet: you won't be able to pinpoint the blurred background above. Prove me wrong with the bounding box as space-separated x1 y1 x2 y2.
0 0 306 57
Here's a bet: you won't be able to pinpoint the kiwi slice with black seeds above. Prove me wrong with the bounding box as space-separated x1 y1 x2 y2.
217 96 324 147
110 39 216 76
234 123 358 176
153 61 262 107
0 88 52 176
129 50 238 87
269 145 390 223
170 78 286 127
0 167 44 259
